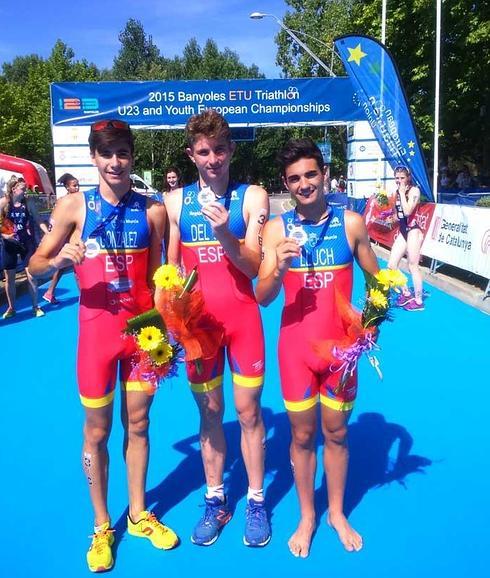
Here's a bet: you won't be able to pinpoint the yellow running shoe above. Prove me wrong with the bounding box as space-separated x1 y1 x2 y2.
127 510 179 550
86 522 115 573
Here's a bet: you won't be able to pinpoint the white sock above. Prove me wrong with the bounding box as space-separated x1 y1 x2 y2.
247 487 264 502
205 483 225 501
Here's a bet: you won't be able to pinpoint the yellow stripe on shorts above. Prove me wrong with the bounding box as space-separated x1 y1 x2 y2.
232 373 264 388
80 390 115 409
123 381 153 393
284 396 318 412
319 393 355 412
190 375 223 393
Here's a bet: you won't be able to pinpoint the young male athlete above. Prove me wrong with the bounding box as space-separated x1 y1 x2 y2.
256 138 379 558
165 109 271 547
29 120 178 572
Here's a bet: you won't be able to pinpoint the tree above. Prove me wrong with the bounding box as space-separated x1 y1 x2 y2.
276 0 490 175
112 19 169 80
0 41 101 172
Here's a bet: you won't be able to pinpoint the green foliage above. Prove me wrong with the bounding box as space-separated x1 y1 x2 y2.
475 196 490 208
112 19 169 80
0 40 101 173
278 0 490 176
1 9 487 186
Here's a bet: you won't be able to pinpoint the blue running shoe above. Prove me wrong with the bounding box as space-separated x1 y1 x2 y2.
191 496 232 546
243 499 271 547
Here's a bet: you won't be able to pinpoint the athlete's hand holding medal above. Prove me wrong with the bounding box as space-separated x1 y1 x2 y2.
198 185 230 237
50 239 87 270
274 237 301 275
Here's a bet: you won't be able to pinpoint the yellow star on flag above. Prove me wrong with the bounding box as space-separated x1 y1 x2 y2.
347 43 367 66
408 140 415 148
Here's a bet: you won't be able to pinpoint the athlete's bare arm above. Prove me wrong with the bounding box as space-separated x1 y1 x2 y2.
163 188 183 266
146 199 167 288
255 216 300 306
344 210 379 277
28 193 85 277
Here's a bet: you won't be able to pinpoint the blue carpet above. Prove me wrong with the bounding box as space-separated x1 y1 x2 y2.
1 266 488 577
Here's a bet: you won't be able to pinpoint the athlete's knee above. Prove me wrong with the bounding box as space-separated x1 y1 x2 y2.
291 423 316 450
407 258 420 271
83 422 110 448
199 404 224 434
126 412 150 437
236 402 262 432
322 421 348 447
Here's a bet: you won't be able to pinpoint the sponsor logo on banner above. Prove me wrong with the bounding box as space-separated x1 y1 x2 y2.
59 97 99 113
421 205 490 278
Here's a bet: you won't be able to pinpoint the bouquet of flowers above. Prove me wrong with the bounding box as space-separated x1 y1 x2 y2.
153 264 223 374
124 308 181 394
0 215 15 235
370 188 397 229
314 268 408 391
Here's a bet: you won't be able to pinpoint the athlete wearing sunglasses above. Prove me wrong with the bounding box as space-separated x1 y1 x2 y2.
29 119 178 571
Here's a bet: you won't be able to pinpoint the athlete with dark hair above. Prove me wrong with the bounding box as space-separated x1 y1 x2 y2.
256 138 379 558
29 119 178 572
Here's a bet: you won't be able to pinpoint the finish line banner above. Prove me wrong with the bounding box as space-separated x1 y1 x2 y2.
335 34 433 201
51 78 364 128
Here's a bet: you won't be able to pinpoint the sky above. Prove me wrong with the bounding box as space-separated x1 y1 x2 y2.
0 0 290 78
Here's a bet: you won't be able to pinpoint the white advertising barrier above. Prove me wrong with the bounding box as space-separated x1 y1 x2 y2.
421 204 490 279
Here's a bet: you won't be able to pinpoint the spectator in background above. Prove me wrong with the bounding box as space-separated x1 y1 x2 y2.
42 173 80 304
1 177 47 319
330 175 339 191
439 167 453 189
388 166 425 312
456 166 472 190
338 175 347 193
163 166 182 196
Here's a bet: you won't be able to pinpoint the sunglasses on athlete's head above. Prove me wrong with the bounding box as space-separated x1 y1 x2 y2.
90 119 130 132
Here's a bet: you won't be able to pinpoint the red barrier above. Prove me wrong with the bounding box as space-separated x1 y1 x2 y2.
363 196 436 248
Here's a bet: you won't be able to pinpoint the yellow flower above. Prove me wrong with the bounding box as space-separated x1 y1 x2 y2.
388 269 408 288
137 326 164 351
153 264 184 290
369 288 388 309
149 342 173 366
375 268 407 291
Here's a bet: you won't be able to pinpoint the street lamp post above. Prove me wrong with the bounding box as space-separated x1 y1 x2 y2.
249 12 335 77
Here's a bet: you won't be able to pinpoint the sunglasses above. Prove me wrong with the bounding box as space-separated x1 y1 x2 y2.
90 119 130 132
